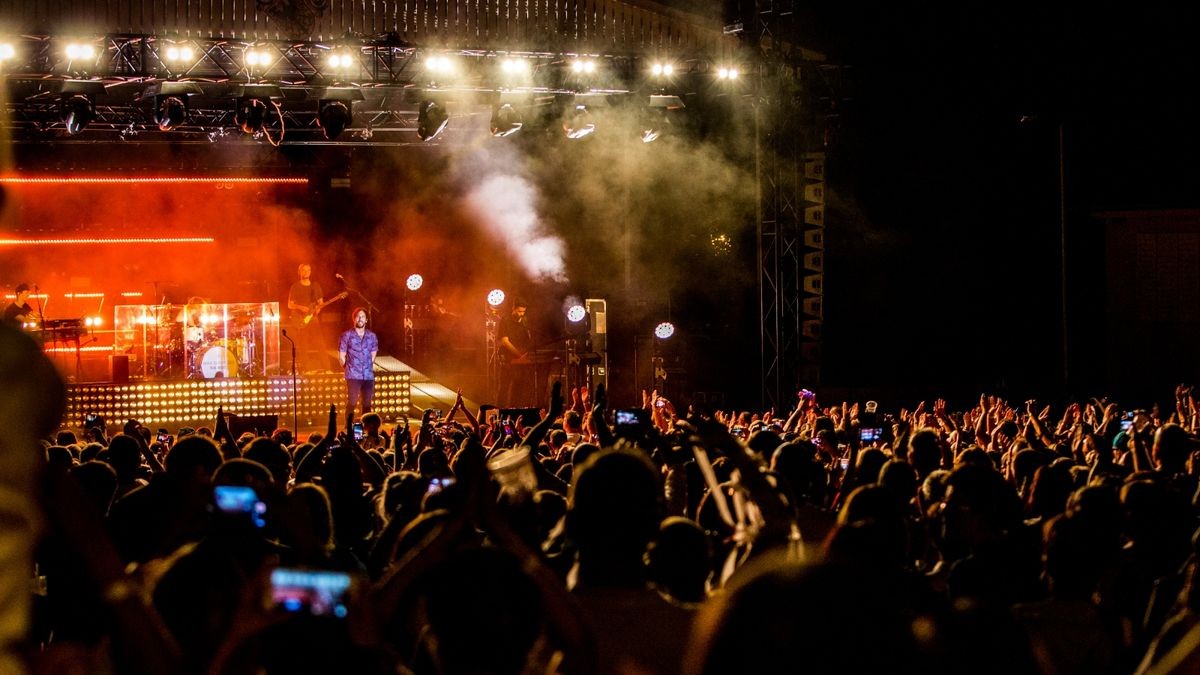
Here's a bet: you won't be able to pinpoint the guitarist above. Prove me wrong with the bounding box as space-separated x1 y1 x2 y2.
498 298 534 406
286 263 326 373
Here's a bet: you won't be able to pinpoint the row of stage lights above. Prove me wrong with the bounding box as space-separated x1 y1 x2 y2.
67 375 413 426
0 39 741 81
0 39 736 142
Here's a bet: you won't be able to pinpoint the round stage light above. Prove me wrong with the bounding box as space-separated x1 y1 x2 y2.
166 47 180 61
487 289 506 307
663 64 674 75
0 44 14 61
566 305 586 323
318 100 351 140
654 322 675 339
61 94 95 135
490 104 523 137
417 100 449 141
652 63 663 76
156 96 187 131
406 274 424 291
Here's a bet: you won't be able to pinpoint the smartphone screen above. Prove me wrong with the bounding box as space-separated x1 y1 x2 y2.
859 427 882 443
352 422 364 441
157 432 170 445
269 568 353 618
213 485 267 528
426 476 456 495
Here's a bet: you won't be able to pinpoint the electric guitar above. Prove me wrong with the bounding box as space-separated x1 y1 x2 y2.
299 291 348 326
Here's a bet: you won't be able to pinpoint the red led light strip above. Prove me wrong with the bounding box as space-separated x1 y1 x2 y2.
45 346 114 353
0 237 215 245
0 177 308 185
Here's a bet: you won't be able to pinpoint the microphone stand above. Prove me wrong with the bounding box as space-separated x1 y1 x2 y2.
280 329 299 435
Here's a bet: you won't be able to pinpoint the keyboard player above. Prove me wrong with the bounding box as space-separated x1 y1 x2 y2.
2 283 34 328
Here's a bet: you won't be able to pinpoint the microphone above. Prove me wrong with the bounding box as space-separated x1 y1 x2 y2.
335 273 345 281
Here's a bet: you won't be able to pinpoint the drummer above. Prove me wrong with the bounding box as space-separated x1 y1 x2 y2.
178 297 214 345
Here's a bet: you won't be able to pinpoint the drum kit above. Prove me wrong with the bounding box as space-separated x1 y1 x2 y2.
149 304 264 379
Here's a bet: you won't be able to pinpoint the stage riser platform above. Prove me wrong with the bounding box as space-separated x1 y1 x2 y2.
66 373 412 431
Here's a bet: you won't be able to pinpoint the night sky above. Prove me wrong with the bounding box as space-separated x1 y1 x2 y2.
762 4 1200 405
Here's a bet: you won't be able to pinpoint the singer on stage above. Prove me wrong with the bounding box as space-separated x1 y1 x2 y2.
338 307 378 432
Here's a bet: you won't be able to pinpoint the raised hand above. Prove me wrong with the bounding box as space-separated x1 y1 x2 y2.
549 380 565 419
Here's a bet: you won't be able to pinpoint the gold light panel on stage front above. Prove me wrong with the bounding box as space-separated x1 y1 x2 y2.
65 373 411 430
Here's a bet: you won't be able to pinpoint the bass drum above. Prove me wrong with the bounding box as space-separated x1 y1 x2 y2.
198 345 239 379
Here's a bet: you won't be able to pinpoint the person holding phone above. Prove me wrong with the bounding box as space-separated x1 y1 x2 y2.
338 307 378 433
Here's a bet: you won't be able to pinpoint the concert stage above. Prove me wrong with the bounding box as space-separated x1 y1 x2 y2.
61 352 482 434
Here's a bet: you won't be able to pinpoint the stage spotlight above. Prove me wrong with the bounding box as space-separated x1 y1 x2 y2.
318 101 350 139
327 52 354 69
717 67 740 80
654 322 675 339
155 96 186 131
487 289 506 307
165 45 194 63
566 304 586 323
0 43 16 61
244 48 272 68
501 57 529 74
312 87 363 140
406 274 424 291
425 55 454 74
65 43 96 61
61 94 95 135
563 105 595 140
651 62 675 77
417 100 449 141
236 98 269 134
490 103 523 137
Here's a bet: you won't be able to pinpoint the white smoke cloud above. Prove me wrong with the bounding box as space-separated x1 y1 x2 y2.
463 172 567 282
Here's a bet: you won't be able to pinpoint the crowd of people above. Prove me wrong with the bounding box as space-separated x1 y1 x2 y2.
4 320 1200 674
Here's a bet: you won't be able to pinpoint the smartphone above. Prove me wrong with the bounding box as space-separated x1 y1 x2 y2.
352 422 364 441
615 409 648 435
654 399 667 409
156 432 170 445
427 476 456 495
839 456 850 471
859 427 883 443
268 568 353 618
213 485 267 528
502 419 514 436
84 413 100 428
432 409 443 420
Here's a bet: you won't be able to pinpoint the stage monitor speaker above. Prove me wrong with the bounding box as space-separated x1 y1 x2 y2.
227 413 279 438
109 355 130 384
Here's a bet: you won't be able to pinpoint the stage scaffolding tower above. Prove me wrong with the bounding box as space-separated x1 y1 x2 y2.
740 1 845 410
